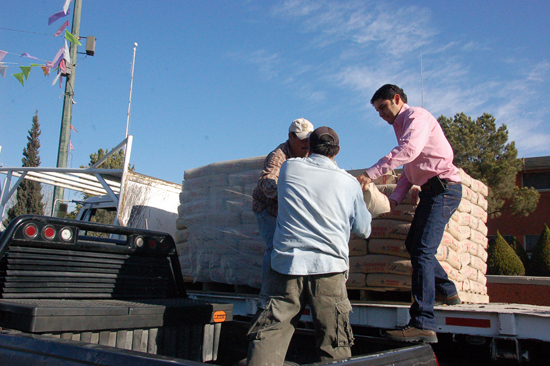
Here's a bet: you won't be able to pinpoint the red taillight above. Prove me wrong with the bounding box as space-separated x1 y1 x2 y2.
42 225 56 240
160 240 168 250
23 224 38 239
149 238 157 249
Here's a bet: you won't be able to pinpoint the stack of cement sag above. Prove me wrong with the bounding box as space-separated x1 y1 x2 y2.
176 157 266 289
349 169 490 304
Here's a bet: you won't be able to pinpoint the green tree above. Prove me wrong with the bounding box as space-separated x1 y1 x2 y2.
487 231 525 276
438 113 539 218
4 111 44 225
508 236 530 270
527 224 550 276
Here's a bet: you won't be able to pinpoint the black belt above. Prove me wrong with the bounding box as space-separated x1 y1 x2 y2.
421 176 460 193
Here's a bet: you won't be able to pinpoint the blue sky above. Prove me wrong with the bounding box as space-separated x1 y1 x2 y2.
2 0 549 192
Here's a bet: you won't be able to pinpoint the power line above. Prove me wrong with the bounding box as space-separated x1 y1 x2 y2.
0 26 51 37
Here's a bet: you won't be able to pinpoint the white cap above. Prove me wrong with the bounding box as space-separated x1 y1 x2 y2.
288 118 314 140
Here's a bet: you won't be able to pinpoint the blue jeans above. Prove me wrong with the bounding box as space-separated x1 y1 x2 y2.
405 183 462 331
255 210 277 283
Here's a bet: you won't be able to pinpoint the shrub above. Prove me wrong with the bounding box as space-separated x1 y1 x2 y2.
487 231 525 276
527 224 550 276
508 236 530 270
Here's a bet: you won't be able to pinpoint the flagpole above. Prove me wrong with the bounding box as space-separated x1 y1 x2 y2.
125 42 138 138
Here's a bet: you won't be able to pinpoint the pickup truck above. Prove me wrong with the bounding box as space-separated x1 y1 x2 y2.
0 215 438 366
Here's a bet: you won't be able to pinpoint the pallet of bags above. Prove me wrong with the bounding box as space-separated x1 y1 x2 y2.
177 156 266 289
357 169 490 304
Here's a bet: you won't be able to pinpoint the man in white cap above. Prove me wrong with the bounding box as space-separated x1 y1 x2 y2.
252 118 314 283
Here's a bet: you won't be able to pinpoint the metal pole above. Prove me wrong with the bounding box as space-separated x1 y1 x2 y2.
125 43 138 138
52 0 82 216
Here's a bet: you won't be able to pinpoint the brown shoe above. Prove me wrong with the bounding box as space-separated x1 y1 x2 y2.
435 294 461 306
384 326 438 343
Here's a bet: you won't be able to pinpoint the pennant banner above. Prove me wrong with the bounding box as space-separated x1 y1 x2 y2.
20 66 31 80
0 65 7 78
0 50 7 63
53 20 69 37
48 10 68 26
21 52 39 60
13 73 25 86
63 0 73 15
64 30 82 46
71 124 78 132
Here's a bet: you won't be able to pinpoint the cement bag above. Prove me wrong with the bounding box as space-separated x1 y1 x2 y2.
444 246 462 270
366 273 411 289
470 204 488 223
368 238 409 258
440 261 461 281
459 169 472 188
184 156 265 180
477 194 488 211
457 199 472 213
459 264 478 281
346 170 398 185
447 217 471 242
435 244 448 261
371 219 411 240
377 184 421 205
349 255 412 275
470 255 488 274
362 183 391 218
441 232 460 253
349 238 367 256
383 204 416 222
470 229 488 247
347 273 366 287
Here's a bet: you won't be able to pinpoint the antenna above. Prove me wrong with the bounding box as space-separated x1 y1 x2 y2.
421 49 424 108
125 42 138 138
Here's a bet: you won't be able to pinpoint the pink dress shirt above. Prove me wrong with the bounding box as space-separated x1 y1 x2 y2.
365 104 461 204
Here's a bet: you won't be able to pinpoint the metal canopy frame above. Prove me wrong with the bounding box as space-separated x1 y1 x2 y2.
0 136 133 220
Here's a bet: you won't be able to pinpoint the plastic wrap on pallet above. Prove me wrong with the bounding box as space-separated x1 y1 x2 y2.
178 156 266 288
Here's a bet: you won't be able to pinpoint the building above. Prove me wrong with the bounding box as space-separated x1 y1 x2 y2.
487 156 550 256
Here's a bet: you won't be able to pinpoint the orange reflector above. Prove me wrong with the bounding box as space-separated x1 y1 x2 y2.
213 311 227 323
445 317 490 328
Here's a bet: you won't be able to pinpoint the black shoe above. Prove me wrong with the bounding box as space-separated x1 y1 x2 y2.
435 294 461 306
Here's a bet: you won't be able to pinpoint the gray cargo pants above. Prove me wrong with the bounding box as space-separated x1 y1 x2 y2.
246 270 354 366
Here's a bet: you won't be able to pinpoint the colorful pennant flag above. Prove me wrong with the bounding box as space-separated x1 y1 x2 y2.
52 72 61 86
64 30 82 46
0 50 7 62
21 52 39 60
69 141 75 151
13 73 25 86
48 10 68 26
53 20 69 37
63 0 73 15
52 46 64 68
0 65 7 78
70 124 78 132
20 66 31 80
41 66 49 76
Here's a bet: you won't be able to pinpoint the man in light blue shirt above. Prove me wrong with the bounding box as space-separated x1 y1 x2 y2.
247 126 372 366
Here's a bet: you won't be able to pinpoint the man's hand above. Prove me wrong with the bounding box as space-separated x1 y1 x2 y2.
357 172 372 190
389 199 398 210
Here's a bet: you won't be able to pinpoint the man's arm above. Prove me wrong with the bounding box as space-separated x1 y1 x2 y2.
362 108 432 184
351 187 372 239
257 147 287 198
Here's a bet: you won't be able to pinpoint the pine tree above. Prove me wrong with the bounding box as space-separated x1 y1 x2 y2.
5 111 44 224
509 236 530 270
487 231 525 276
438 113 539 218
527 224 550 276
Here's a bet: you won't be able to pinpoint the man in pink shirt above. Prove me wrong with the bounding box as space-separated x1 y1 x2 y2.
357 84 462 343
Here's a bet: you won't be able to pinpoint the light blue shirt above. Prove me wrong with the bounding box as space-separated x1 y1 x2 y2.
272 153 372 276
